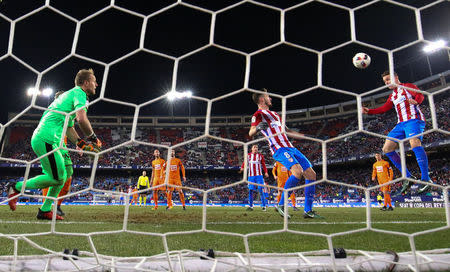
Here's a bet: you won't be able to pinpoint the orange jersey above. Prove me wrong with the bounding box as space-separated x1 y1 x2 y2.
272 161 290 185
132 188 138 199
163 157 185 182
152 158 165 181
372 160 393 184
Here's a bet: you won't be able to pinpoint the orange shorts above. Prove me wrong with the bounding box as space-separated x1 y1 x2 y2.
168 179 182 191
152 178 166 190
277 179 288 189
379 181 391 193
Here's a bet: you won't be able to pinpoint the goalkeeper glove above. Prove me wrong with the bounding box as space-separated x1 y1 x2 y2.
87 133 102 148
77 139 100 153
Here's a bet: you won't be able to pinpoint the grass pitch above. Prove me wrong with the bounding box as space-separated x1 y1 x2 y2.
0 205 448 257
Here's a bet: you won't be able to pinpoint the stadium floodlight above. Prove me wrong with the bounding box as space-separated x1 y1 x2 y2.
423 39 447 53
42 88 53 97
27 87 40 96
167 90 193 101
167 90 177 101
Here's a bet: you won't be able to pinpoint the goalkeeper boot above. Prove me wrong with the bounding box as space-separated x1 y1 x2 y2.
183 206 186 210
418 180 434 194
303 210 324 219
387 206 394 211
36 208 64 220
380 206 387 211
276 205 291 219
57 205 65 216
293 206 300 211
6 182 20 211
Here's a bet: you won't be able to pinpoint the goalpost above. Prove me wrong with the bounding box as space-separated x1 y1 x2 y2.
0 0 449 271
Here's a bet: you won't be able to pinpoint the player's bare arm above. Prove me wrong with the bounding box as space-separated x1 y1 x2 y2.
76 109 94 136
150 169 155 184
249 126 257 137
66 126 81 144
286 128 305 139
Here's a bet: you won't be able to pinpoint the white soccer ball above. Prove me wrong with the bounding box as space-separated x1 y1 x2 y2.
352 53 371 69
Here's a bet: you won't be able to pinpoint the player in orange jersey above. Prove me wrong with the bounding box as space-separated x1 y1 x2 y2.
272 161 298 211
130 186 138 205
372 153 394 211
151 149 166 210
163 150 186 210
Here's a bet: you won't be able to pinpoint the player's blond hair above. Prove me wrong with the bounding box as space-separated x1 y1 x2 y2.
252 88 268 105
75 68 94 86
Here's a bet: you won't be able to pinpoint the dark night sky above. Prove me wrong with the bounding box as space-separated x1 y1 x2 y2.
0 0 448 123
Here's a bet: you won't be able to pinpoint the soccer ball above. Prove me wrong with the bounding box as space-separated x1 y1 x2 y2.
352 53 371 69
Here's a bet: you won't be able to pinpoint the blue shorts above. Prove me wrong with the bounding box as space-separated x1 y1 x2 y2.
387 119 425 141
273 147 312 171
248 175 264 190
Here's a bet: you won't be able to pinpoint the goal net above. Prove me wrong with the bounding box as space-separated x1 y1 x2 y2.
0 0 449 271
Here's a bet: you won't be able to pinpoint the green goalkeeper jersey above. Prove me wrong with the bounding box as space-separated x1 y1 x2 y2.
33 86 88 144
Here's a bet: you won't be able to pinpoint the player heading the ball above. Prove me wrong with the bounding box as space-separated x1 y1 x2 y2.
362 71 432 195
248 89 322 219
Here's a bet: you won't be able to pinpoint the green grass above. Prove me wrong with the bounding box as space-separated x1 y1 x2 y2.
0 205 448 257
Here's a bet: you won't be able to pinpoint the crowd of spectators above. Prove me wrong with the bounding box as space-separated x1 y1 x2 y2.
1 155 447 204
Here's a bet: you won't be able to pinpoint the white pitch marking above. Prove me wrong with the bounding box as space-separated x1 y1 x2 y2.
208 221 445 225
0 220 106 225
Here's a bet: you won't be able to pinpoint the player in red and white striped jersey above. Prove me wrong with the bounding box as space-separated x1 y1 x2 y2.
240 145 269 211
249 89 322 219
362 71 432 194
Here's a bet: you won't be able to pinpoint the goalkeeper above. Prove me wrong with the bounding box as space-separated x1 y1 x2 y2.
7 69 102 220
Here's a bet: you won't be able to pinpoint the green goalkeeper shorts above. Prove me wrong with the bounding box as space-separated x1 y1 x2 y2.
31 135 67 183
60 147 73 177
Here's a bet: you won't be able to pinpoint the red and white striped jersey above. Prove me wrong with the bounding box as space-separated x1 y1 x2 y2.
368 83 425 123
251 109 294 154
241 153 268 177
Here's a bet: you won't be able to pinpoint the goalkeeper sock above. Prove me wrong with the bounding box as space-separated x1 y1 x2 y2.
304 179 315 213
412 146 430 181
179 191 185 207
57 176 72 206
248 189 254 207
278 175 300 206
290 193 296 207
41 184 63 212
386 151 412 177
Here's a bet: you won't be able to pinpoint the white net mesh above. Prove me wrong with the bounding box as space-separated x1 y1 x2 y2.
0 0 449 271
